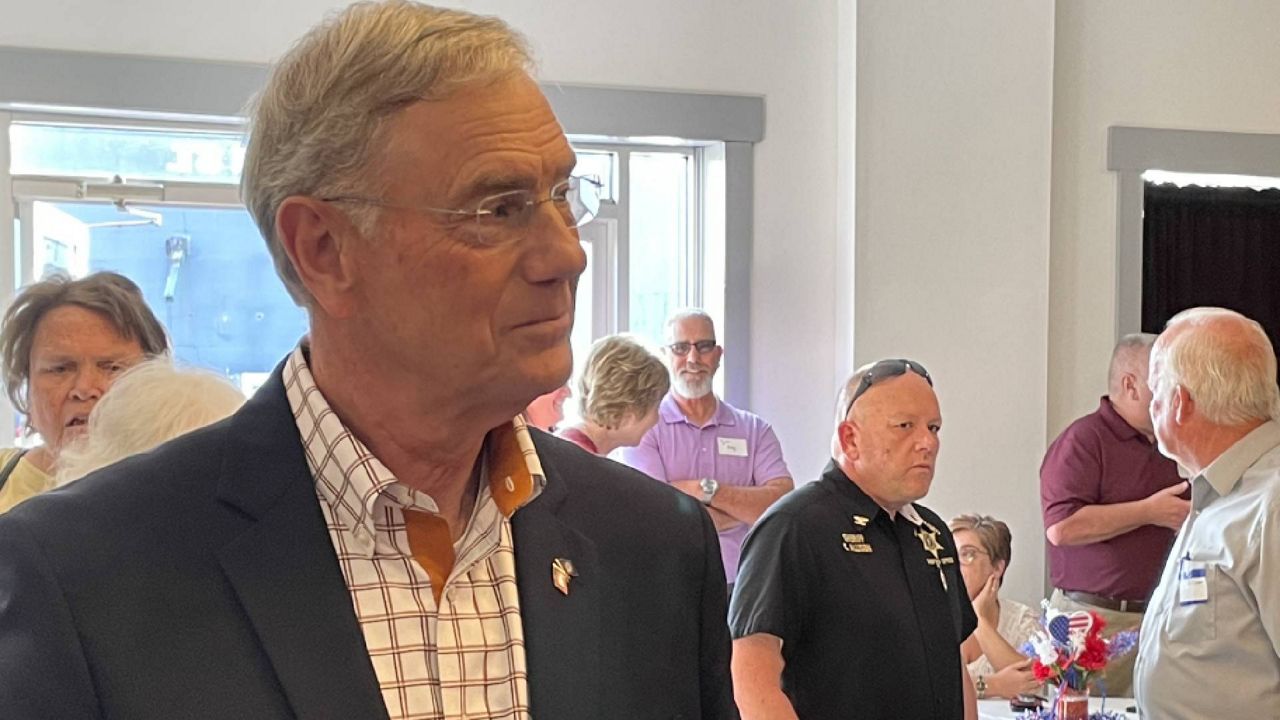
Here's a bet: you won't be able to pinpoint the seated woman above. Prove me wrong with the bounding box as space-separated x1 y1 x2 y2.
55 358 246 485
557 335 668 456
0 272 168 513
950 513 1044 700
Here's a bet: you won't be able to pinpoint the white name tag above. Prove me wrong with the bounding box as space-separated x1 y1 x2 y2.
1179 560 1209 606
717 437 748 457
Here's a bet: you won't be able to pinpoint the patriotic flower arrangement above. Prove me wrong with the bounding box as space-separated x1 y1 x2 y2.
1015 606 1139 720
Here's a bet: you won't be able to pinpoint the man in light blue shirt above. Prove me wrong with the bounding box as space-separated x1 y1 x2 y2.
1135 307 1280 718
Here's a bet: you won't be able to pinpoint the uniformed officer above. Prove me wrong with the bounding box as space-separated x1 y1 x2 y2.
729 359 978 720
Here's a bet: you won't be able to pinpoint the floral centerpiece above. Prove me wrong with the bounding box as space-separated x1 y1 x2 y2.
1016 606 1138 720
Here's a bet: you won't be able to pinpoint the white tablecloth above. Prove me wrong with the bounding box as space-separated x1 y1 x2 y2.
978 696 1137 719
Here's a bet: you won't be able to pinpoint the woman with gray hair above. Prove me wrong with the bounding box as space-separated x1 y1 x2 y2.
557 334 669 455
55 358 245 486
0 271 168 513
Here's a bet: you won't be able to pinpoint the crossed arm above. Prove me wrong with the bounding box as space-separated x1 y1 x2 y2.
669 477 794 531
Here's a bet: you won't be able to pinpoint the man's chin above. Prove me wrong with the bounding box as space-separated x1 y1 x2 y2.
673 378 713 399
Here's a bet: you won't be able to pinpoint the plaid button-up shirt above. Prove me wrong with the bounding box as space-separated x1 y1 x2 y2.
284 346 543 720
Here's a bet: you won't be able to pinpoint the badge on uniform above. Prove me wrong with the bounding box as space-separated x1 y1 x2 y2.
914 521 953 590
1178 555 1209 606
852 515 870 527
842 532 873 553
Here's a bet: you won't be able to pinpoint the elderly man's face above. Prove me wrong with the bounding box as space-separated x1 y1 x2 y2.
350 73 586 411
840 372 941 511
665 317 721 400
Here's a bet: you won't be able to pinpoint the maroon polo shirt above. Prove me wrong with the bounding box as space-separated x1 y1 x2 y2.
1040 397 1183 601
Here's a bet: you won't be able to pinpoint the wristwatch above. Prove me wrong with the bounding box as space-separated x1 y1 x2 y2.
975 675 987 700
699 477 719 506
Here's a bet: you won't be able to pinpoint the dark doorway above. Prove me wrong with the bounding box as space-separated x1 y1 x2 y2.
1142 182 1280 352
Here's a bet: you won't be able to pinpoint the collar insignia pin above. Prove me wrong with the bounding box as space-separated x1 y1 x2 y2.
552 557 577 596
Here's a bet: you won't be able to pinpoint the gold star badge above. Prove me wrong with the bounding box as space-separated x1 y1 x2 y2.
552 557 577 596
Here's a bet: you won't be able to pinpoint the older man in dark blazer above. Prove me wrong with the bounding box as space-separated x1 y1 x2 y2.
0 3 735 719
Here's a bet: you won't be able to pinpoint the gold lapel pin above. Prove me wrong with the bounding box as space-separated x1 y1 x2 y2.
552 557 577 596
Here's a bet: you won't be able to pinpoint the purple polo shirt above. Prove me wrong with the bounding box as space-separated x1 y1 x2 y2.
1040 397 1184 601
616 393 791 583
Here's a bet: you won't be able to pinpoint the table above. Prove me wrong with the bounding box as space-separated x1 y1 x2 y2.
978 696 1137 719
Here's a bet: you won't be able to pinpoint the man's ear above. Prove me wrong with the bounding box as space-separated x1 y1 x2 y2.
1121 371 1141 402
1173 384 1193 425
837 420 859 460
275 196 361 318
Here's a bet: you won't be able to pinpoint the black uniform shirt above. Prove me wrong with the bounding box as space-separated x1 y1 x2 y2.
729 460 977 719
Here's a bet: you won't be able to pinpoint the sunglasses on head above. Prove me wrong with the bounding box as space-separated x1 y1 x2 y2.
842 358 932 417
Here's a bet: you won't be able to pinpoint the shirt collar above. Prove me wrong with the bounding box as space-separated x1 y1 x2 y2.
284 344 545 553
822 460 887 522
659 391 736 428
1199 419 1280 498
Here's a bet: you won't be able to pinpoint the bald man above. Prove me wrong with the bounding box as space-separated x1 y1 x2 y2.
731 359 977 720
1040 333 1188 696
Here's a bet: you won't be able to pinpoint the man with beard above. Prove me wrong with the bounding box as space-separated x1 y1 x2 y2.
618 309 792 591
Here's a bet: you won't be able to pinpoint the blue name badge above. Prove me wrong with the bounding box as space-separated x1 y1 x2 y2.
1178 560 1209 606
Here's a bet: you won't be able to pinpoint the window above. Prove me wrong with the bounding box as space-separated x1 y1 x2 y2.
2 115 721 438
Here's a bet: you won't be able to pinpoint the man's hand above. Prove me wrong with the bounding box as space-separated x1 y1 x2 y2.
986 658 1040 699
973 575 1001 629
1144 481 1191 530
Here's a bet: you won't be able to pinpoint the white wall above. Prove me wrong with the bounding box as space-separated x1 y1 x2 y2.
0 0 844 486
855 0 1056 607
1049 1 1280 436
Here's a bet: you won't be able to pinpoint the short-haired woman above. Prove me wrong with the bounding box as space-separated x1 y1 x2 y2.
557 335 669 456
0 272 168 512
950 513 1044 700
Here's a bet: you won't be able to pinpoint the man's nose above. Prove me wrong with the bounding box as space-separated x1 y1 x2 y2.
523 202 588 284
917 429 939 453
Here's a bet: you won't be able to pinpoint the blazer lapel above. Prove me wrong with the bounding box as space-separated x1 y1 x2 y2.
513 459 602 719
214 367 387 720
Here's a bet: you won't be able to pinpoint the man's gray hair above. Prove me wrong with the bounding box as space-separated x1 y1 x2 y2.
664 308 717 342
55 359 246 486
1107 332 1157 395
1158 307 1280 425
241 0 533 305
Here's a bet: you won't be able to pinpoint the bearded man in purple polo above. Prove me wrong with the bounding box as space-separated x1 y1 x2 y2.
617 309 792 591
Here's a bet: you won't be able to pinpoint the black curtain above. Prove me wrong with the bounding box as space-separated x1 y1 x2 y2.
1142 183 1280 351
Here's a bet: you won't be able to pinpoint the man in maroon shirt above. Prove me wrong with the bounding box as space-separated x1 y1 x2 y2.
1040 333 1189 696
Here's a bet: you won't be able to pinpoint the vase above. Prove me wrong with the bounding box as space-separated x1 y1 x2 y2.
1054 685 1088 720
